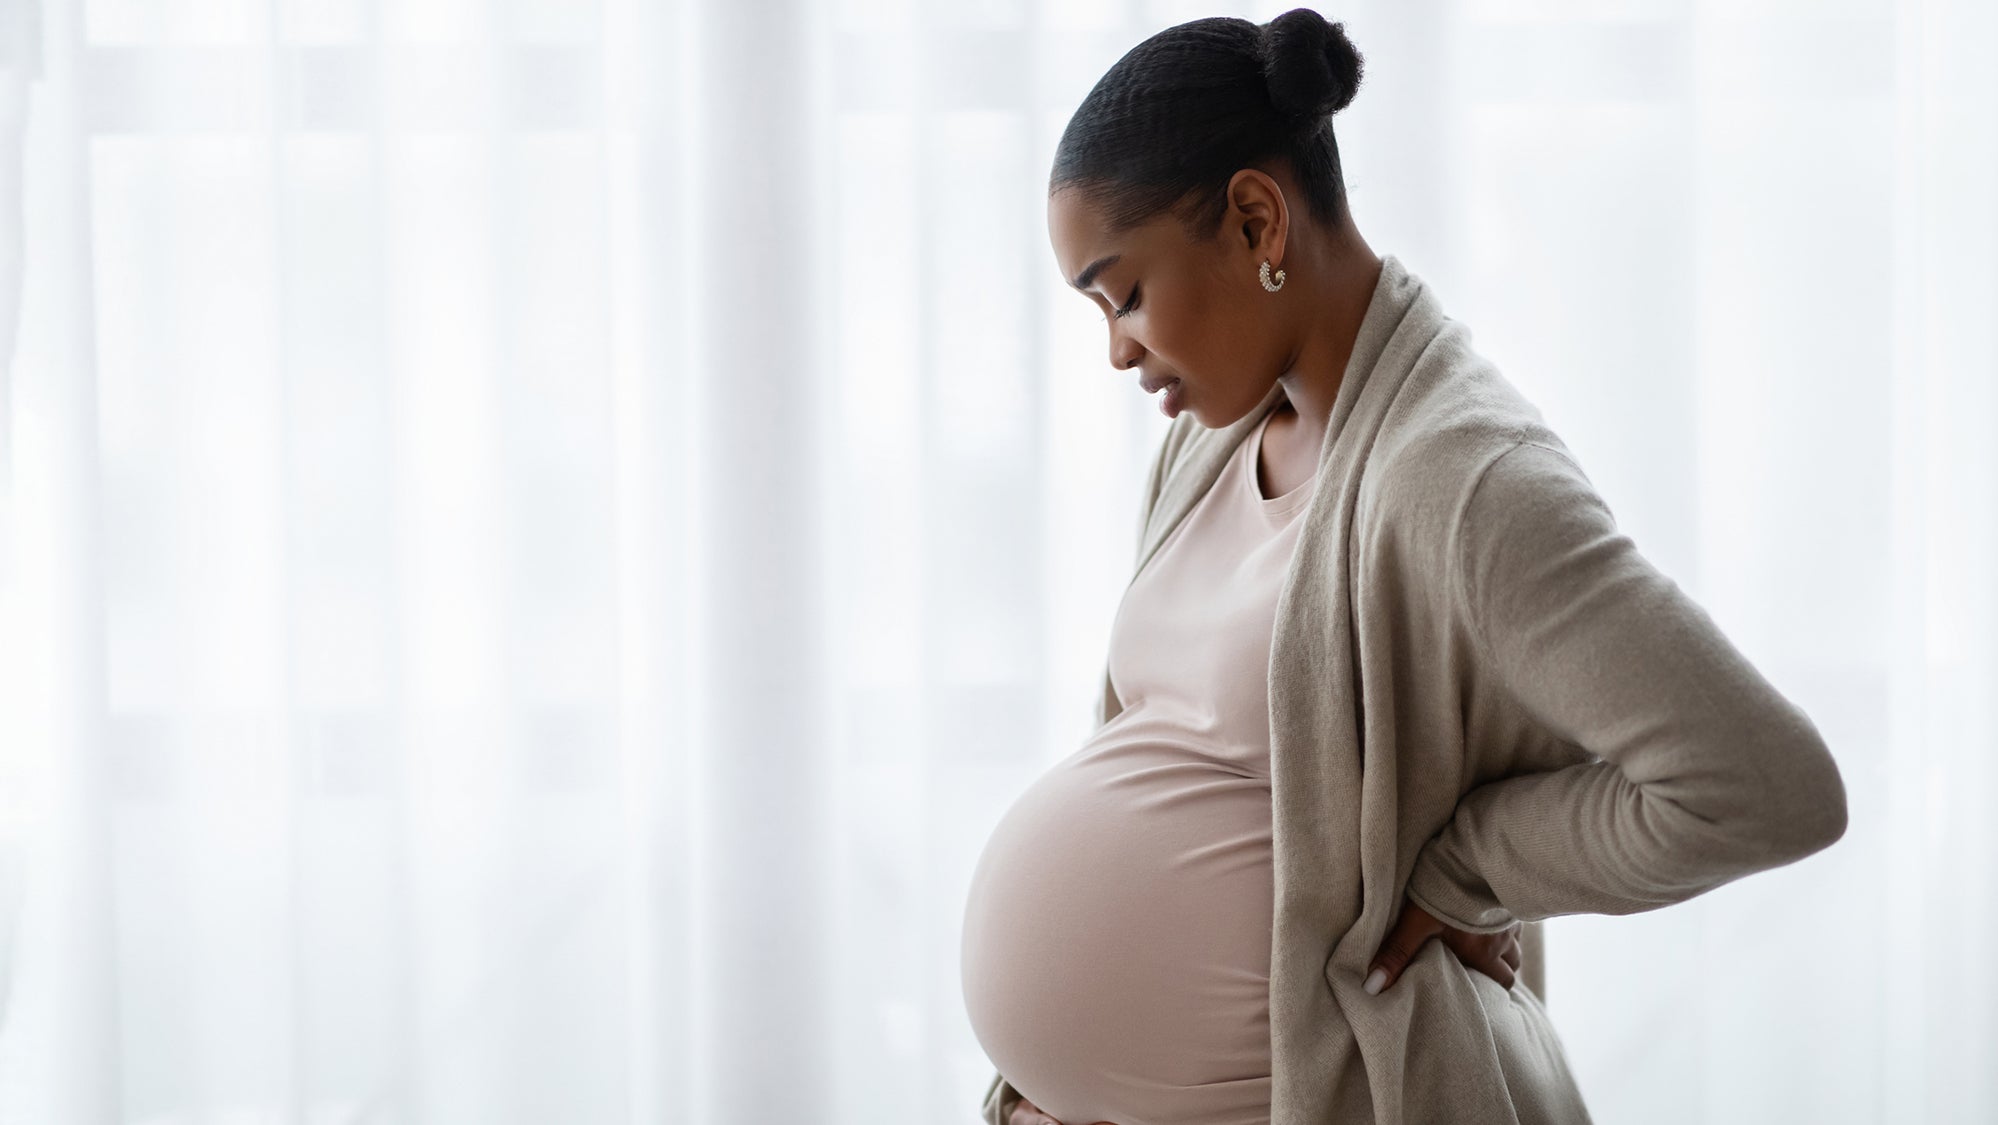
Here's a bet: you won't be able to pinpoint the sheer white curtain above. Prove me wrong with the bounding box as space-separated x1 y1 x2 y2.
0 0 1990 1122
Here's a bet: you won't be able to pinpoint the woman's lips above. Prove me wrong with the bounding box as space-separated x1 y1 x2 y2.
1159 378 1183 418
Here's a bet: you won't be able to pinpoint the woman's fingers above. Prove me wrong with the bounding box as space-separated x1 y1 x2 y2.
1009 1095 1067 1125
1430 921 1522 990
1367 896 1446 993
1374 897 1538 993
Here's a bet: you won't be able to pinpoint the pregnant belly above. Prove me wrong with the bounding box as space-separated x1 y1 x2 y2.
961 742 1274 1125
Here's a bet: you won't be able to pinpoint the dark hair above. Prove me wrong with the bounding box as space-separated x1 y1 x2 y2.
1049 8 1365 242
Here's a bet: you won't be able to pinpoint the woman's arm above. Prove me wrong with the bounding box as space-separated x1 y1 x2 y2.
1403 440 1849 933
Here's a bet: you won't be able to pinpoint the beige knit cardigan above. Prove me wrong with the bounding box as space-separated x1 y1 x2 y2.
977 252 1849 1125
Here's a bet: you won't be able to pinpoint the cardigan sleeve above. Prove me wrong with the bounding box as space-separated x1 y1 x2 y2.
1403 440 1850 934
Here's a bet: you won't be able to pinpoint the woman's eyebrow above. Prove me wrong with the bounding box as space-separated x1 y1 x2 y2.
1069 254 1121 292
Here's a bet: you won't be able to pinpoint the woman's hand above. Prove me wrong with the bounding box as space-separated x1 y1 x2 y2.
1007 1094 1115 1125
1365 894 1521 994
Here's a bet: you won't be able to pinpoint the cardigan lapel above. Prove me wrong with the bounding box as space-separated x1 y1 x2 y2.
1262 256 1447 1124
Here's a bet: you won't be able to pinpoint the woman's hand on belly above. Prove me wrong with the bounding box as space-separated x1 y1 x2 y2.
1008 1093 1116 1125
1363 894 1522 995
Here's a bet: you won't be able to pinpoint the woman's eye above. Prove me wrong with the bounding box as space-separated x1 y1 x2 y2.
1111 286 1140 319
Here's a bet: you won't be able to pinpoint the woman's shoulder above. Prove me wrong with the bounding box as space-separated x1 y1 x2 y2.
1363 348 1597 549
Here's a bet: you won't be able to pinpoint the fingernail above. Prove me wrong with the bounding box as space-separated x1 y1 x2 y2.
1364 967 1387 995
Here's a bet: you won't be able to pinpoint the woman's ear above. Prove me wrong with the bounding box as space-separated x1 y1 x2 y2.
1226 167 1289 265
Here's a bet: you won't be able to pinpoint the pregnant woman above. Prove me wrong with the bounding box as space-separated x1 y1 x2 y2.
960 9 1850 1125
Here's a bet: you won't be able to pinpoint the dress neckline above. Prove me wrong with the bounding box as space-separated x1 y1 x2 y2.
1246 406 1316 520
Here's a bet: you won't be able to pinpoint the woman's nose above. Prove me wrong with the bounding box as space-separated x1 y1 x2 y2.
1109 333 1143 372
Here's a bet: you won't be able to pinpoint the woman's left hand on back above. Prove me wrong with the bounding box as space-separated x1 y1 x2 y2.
1364 894 1521 995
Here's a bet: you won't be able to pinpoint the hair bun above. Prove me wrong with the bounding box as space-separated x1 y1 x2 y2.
1260 8 1364 122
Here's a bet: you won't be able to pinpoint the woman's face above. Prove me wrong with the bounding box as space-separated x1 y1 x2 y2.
1047 180 1292 428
